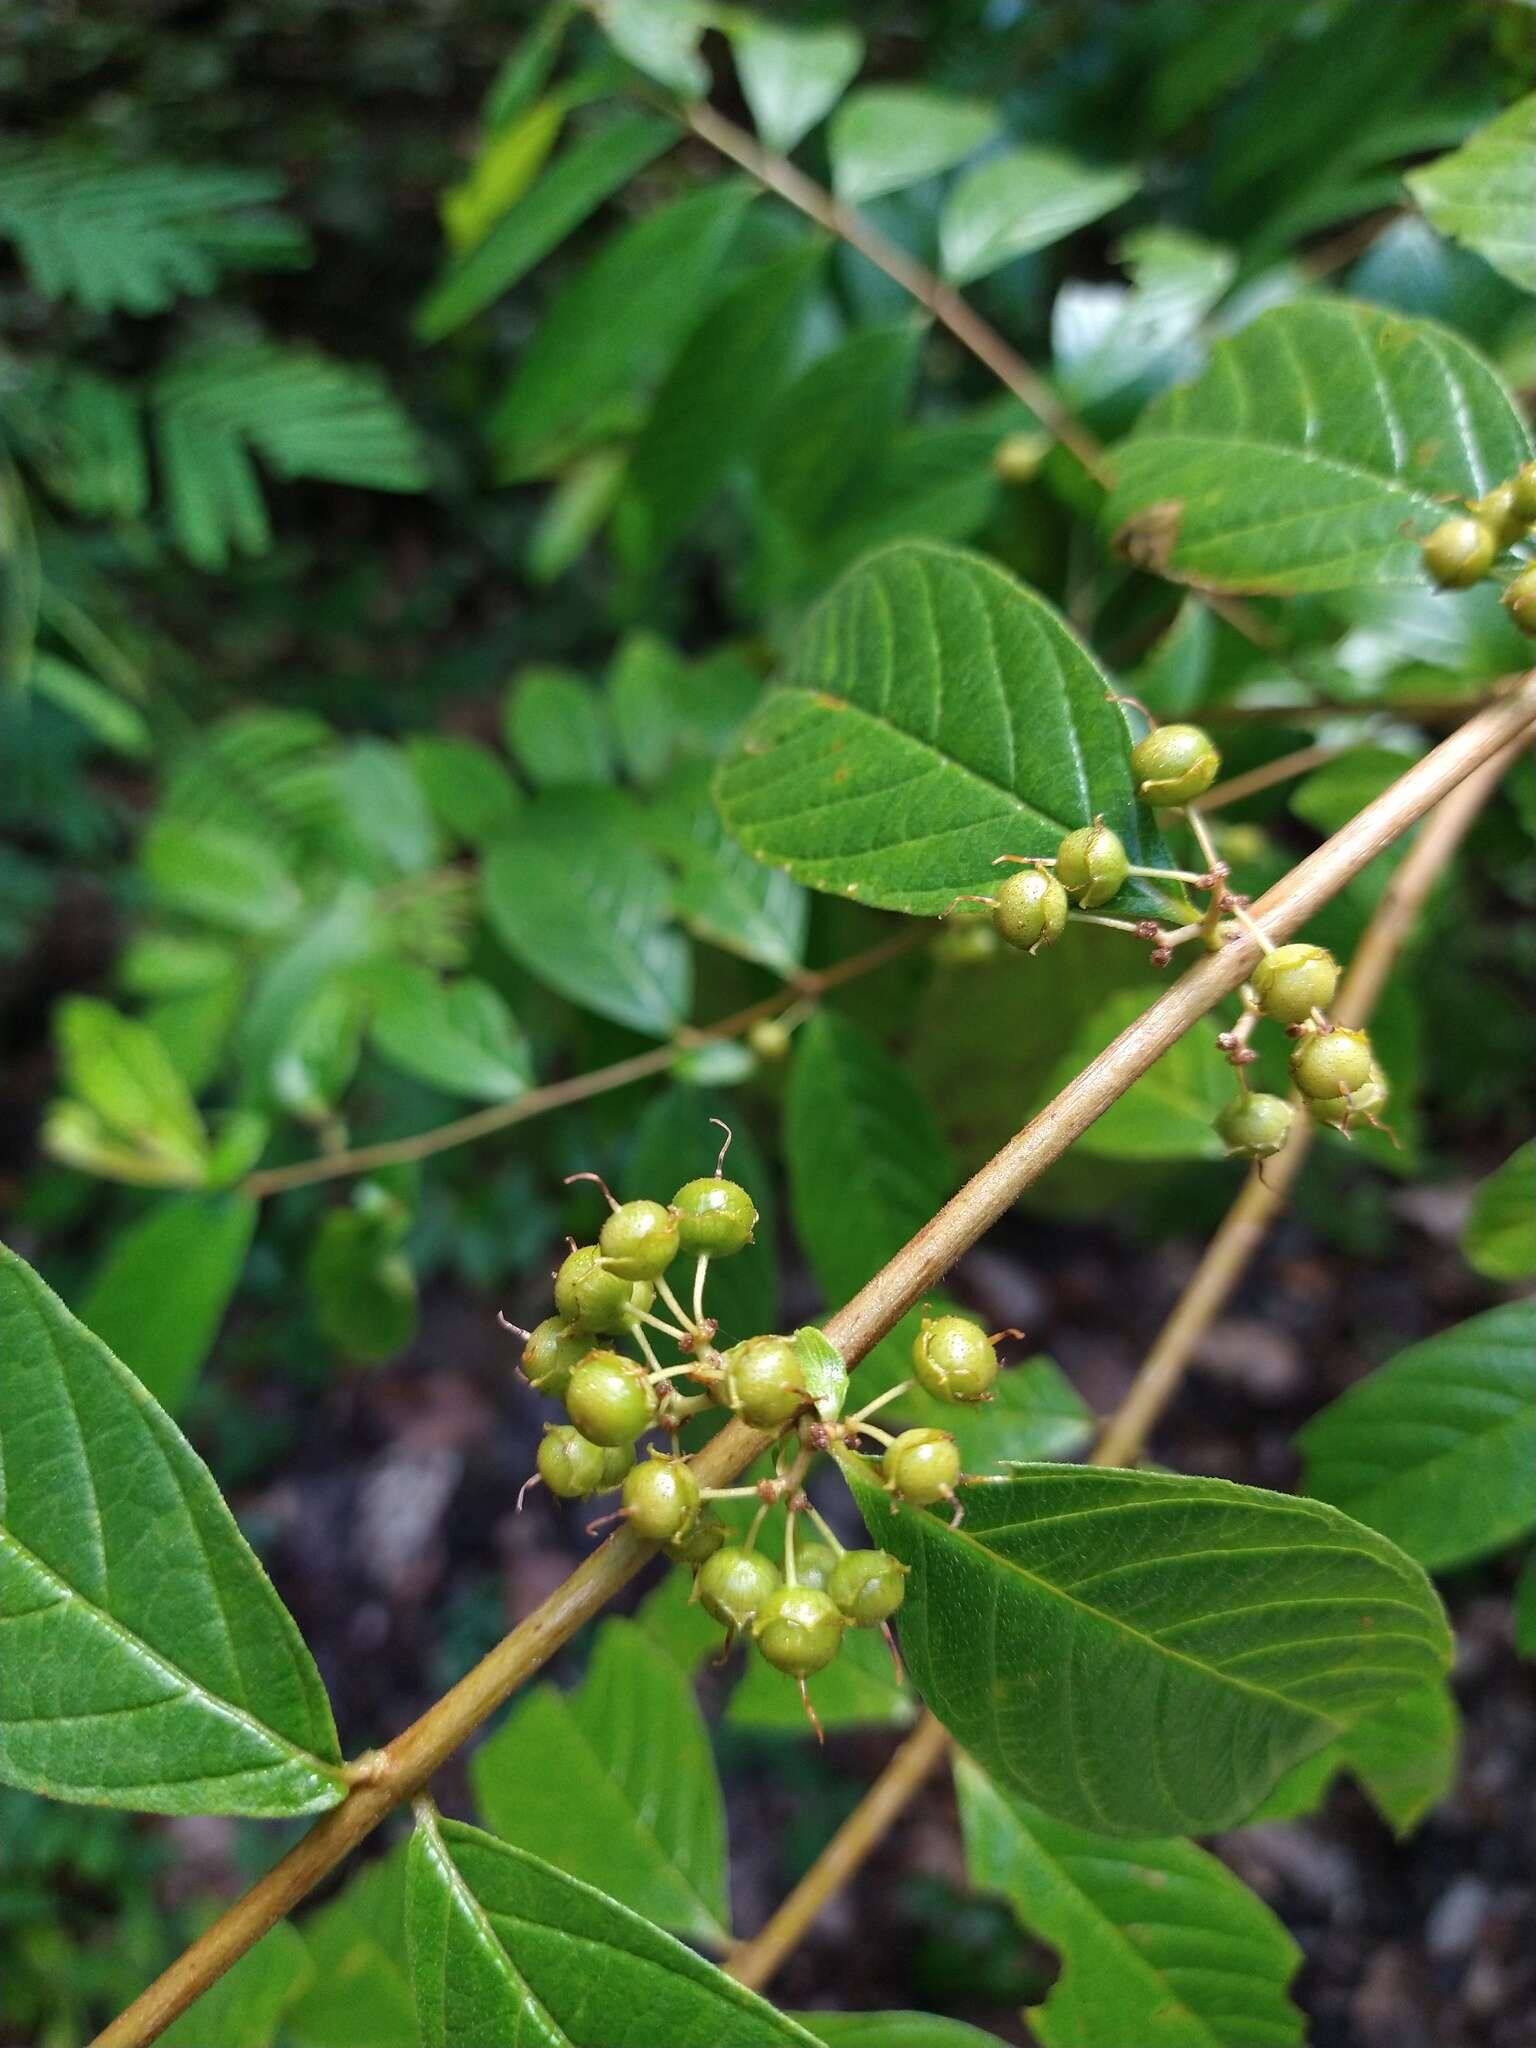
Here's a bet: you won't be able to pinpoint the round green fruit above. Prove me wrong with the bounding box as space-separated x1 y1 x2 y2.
828 1549 909 1627
1251 942 1339 1026
564 1351 658 1447
553 1244 632 1333
1131 724 1221 807
667 1512 728 1566
1502 563 1536 637
993 868 1069 953
720 1335 808 1429
1471 483 1529 546
1421 515 1498 589
520 1317 589 1399
697 1546 782 1632
793 1541 839 1593
911 1314 998 1403
753 1584 845 1678
671 1177 758 1258
598 1199 680 1282
1290 1027 1374 1102
882 1428 963 1506
1055 822 1130 908
536 1426 607 1500
621 1453 701 1543
1215 1092 1295 1161
1308 1062 1390 1129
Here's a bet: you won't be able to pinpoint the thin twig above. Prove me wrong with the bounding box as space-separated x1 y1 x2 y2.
92 679 1536 2048
1195 741 1345 813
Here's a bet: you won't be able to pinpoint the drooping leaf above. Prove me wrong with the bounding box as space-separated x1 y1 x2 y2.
0 1247 345 1814
798 2017 1007 2048
415 113 674 339
941 148 1139 284
1461 1140 1536 1282
1247 1676 1458 1837
404 736 524 848
828 89 998 204
1107 301 1531 593
470 1620 728 1947
840 1458 1451 1836
369 966 532 1103
289 1846 416 2048
160 1923 314 2048
78 1192 256 1413
957 1757 1304 2048
730 20 863 153
1297 1299 1536 1573
484 793 690 1037
503 666 614 786
716 541 1176 919
406 1810 820 2047
1407 94 1536 295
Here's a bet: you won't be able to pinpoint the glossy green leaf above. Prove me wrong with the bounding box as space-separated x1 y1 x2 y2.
306 1191 418 1363
958 1757 1303 2048
716 541 1176 920
625 239 828 564
48 997 210 1186
406 1810 820 2047
78 1192 256 1413
370 966 532 1103
490 182 755 476
829 88 998 204
415 113 673 339
1407 94 1536 294
0 1247 345 1814
504 666 614 786
941 147 1139 284
404 736 524 847
1108 301 1532 593
646 765 807 976
485 794 690 1037
161 1922 313 2048
290 1846 416 2048
841 1458 1451 1836
1298 1299 1536 1573
1462 1140 1536 1282
1045 987 1233 1161
731 20 863 153
471 1620 728 1947
1248 1676 1458 1837
798 2017 1007 2048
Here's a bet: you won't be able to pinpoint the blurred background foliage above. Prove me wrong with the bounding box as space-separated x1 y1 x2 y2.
2 1 1535 2042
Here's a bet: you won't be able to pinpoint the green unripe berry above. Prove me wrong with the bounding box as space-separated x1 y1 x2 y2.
621 1452 701 1543
911 1314 999 1403
536 1425 607 1499
794 1541 839 1593
1290 1027 1374 1102
671 1177 758 1258
521 1316 589 1399
1131 724 1221 807
1471 482 1530 547
1215 1092 1295 1161
1251 942 1339 1026
564 1350 658 1447
553 1244 633 1332
1502 563 1536 637
697 1545 782 1632
720 1335 808 1429
1308 1062 1390 1130
667 1512 728 1566
1055 821 1130 908
933 915 1001 966
992 429 1049 483
1421 515 1499 588
598 1200 680 1282
828 1548 909 1627
882 1427 963 1506
753 1584 845 1678
1511 460 1536 523
748 1017 793 1062
597 1441 636 1488
993 868 1069 953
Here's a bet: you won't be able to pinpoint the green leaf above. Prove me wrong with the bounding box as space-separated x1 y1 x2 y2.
404 736 524 847
797 2018 1007 2048
50 997 209 1186
1462 1140 1536 1282
1124 598 1215 721
406 1810 820 2047
30 652 150 758
716 541 1176 920
272 983 365 1123
645 765 807 976
840 1458 1451 1836
289 1847 416 2048
155 342 428 568
1290 746 1421 838
957 1757 1303 2048
142 817 303 936
27 367 149 521
490 182 755 477
595 0 709 95
1107 301 1532 594
484 793 690 1037
1298 1300 1536 1573
503 666 614 786
793 1325 848 1424
730 20 863 153
470 1620 728 1947
941 148 1139 284
369 966 532 1103
754 324 921 538
160 1922 314 2048
1407 94 1536 295
416 114 673 340
1045 987 1233 1161
624 239 829 565
0 1247 345 1813
828 89 998 204
441 100 563 253
78 1193 256 1414
306 1191 418 1364
335 741 439 878
1248 1677 1458 1837
525 448 628 583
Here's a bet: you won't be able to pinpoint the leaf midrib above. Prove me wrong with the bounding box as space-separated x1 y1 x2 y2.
1122 429 1458 513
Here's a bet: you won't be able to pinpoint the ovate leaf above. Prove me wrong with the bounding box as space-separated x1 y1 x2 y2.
828 89 997 204
841 1459 1451 1836
595 0 709 95
78 1192 256 1413
1407 95 1536 294
470 1620 728 1947
717 541 1175 919
941 148 1139 284
731 21 863 153
406 1810 820 2048
958 1758 1303 2048
1107 301 1531 593
0 1247 345 1813
370 967 532 1103
1461 1140 1536 1282
1298 1299 1536 1572
404 736 523 848
503 666 613 786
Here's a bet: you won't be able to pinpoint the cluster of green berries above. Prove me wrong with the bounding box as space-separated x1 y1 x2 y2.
1420 459 1536 632
1214 941 1390 1160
